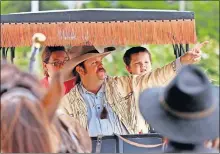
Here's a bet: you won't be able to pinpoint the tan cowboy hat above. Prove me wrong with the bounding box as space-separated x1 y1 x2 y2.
61 45 115 81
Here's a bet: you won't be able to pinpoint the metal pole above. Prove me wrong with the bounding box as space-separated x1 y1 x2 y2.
10 47 15 64
75 1 83 9
31 0 39 12
179 1 185 11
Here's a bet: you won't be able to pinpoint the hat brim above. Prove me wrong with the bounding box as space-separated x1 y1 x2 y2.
139 87 219 143
61 52 110 81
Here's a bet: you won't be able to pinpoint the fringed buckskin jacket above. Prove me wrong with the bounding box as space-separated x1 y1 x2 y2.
57 62 176 134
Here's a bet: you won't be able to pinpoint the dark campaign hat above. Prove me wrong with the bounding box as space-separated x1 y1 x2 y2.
139 65 219 143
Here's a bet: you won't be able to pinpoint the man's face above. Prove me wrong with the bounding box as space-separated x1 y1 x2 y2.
126 52 152 75
82 56 107 81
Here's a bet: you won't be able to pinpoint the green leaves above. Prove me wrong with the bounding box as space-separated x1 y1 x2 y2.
2 1 219 85
85 1 219 85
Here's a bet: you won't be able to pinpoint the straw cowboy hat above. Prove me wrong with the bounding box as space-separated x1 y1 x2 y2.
62 45 115 81
139 65 219 144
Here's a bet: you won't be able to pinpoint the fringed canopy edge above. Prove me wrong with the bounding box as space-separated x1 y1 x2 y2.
1 19 197 47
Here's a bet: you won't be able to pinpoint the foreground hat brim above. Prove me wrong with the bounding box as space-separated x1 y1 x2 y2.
139 87 219 143
61 52 110 81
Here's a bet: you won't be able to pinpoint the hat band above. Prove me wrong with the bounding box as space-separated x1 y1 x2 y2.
160 95 216 119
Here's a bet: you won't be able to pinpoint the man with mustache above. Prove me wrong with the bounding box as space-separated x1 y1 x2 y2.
57 42 208 136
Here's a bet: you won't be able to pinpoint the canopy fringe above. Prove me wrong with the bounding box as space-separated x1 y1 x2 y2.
1 19 196 47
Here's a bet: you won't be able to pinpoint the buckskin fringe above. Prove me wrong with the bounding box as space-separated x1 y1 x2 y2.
1 19 196 47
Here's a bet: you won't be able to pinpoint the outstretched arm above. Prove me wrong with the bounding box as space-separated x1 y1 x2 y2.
135 41 209 90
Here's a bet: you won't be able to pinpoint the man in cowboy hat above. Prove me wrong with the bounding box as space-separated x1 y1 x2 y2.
57 41 208 136
139 65 219 153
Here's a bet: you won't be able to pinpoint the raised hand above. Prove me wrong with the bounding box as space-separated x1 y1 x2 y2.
205 138 219 151
180 41 209 64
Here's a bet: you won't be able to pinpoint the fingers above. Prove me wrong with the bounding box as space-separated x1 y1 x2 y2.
191 48 201 56
188 41 208 53
187 50 201 58
186 52 201 63
204 138 219 149
198 41 209 48
191 48 201 54
205 140 213 148
194 41 209 50
213 138 220 149
179 41 207 64
193 46 201 53
193 57 201 62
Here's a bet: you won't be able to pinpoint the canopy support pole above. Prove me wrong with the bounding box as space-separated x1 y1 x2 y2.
173 44 189 58
10 47 15 63
1 47 15 63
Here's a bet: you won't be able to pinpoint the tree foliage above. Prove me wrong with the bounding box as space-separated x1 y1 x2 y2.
1 1 67 14
1 1 68 77
1 1 219 85
84 0 219 85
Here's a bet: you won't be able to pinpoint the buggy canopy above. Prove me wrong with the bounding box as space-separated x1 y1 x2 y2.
1 9 197 47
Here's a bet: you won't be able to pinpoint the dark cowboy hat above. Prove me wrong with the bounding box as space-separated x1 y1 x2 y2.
61 45 115 81
139 65 219 144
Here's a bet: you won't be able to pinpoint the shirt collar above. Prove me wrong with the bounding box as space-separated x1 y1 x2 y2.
79 82 105 96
